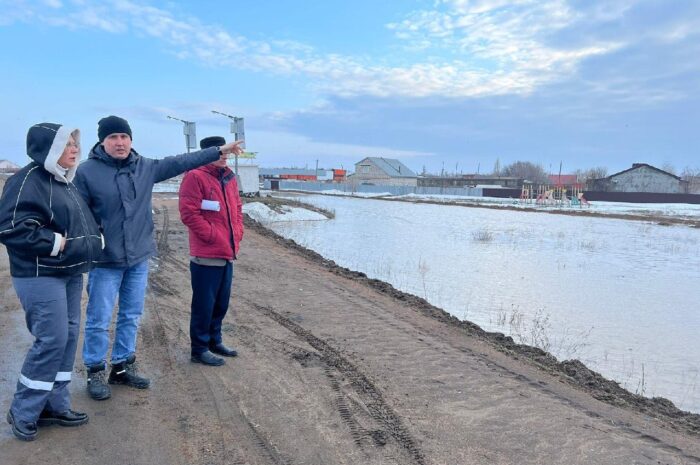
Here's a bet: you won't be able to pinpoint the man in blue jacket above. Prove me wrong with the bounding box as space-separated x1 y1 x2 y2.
75 115 243 401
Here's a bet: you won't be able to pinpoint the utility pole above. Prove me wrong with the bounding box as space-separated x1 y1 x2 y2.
211 110 245 175
166 115 196 153
558 160 563 185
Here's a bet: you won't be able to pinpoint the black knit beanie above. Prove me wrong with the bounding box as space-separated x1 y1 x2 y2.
98 115 132 142
200 136 226 149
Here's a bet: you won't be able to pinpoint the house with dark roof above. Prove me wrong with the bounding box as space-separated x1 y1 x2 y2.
350 157 417 187
589 163 688 193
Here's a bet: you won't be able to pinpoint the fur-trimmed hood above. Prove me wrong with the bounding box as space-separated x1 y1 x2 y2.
26 122 81 183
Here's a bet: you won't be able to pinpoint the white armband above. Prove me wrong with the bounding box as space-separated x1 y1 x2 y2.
51 232 63 256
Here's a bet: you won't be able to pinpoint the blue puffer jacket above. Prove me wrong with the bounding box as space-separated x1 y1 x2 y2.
0 123 103 277
74 143 219 268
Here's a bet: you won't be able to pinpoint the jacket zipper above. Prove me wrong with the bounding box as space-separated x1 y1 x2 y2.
67 182 94 265
220 176 236 259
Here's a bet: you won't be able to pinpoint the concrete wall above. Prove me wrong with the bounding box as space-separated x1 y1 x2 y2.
610 166 683 193
419 177 522 188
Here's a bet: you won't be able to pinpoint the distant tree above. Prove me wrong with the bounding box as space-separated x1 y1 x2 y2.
661 162 677 175
492 158 501 176
575 166 608 182
681 166 700 194
501 161 548 184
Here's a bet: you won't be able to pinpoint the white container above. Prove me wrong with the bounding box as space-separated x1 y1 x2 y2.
235 164 260 196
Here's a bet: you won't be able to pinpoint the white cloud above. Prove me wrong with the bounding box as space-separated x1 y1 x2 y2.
2 0 695 101
386 0 621 91
254 130 435 162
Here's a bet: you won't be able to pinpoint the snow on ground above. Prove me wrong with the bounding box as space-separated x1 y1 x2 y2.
282 189 700 220
391 193 700 219
243 202 328 223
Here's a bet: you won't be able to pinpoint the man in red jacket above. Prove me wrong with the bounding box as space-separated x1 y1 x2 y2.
178 136 244 366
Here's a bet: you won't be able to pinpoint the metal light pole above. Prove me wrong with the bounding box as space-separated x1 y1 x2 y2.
211 110 245 175
166 115 196 153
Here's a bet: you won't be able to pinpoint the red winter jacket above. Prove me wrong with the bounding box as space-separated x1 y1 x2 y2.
178 164 243 259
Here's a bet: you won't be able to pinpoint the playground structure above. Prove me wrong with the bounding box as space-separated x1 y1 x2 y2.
519 183 590 208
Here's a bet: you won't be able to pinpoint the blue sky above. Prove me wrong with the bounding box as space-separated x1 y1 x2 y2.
1 0 698 175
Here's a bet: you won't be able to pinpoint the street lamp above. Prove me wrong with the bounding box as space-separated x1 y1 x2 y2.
211 110 245 175
166 115 197 153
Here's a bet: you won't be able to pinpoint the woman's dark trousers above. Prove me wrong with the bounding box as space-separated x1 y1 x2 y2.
10 275 83 423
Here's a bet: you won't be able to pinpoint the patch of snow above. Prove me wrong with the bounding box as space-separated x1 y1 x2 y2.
243 202 327 223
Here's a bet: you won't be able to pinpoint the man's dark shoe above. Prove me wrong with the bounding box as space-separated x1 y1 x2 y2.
38 409 89 427
191 350 225 366
7 411 37 441
109 356 150 389
87 365 111 400
209 343 238 357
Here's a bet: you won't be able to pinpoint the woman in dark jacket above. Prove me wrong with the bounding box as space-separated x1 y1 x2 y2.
0 123 103 441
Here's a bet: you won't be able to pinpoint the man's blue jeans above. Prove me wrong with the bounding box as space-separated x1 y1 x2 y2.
82 260 149 368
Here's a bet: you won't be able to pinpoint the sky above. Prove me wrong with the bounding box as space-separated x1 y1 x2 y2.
0 0 699 175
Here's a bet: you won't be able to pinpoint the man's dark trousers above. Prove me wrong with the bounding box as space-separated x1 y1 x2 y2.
189 261 233 355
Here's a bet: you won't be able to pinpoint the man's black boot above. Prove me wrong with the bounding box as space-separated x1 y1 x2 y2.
209 342 238 357
108 355 150 389
87 364 111 400
38 409 89 427
191 350 225 366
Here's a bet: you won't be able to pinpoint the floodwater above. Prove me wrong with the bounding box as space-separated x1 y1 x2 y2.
261 193 700 413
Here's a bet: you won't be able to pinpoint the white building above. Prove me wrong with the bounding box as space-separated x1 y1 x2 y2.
591 163 688 193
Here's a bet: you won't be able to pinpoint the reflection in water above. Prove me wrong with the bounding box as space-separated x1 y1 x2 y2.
264 194 700 413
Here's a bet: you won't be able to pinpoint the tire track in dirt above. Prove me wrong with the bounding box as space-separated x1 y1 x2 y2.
251 246 700 464
247 299 427 465
202 368 294 465
234 325 400 462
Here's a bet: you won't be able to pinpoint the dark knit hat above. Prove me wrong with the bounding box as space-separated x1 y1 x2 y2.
98 115 132 142
200 136 226 150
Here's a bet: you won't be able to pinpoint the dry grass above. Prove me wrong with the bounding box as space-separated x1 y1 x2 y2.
472 228 495 242
246 195 335 219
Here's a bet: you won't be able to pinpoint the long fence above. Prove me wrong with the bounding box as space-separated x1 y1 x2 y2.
482 187 700 204
267 180 484 197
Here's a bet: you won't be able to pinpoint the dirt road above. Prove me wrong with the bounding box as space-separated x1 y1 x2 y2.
1 196 699 465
